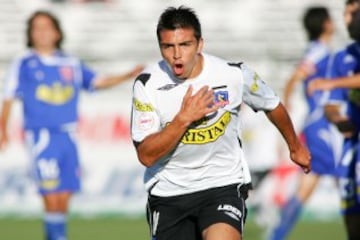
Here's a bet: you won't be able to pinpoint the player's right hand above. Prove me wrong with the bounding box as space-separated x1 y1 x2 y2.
307 78 333 95
178 85 219 127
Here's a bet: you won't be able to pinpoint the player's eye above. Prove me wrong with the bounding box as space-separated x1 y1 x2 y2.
161 44 172 49
180 42 192 47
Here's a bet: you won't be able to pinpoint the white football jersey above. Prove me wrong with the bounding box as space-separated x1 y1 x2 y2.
131 53 280 197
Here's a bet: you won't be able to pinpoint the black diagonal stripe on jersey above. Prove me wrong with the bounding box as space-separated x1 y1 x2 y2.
135 73 151 86
212 85 227 90
228 62 243 69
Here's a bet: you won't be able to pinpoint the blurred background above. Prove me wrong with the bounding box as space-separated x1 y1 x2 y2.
0 0 350 239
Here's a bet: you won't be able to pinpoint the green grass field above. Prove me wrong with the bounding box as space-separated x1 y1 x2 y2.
0 217 347 240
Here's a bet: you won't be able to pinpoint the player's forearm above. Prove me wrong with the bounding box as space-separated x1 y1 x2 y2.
93 74 132 89
0 100 12 139
266 103 311 172
332 74 360 89
265 103 300 152
93 65 144 89
136 114 190 167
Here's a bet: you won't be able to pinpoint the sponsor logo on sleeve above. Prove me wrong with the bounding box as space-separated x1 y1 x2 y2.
134 98 154 112
137 113 155 131
250 72 260 92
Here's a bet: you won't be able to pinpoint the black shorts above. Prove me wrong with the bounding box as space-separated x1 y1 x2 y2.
146 184 248 240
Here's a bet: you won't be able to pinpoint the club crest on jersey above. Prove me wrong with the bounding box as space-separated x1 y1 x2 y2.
214 91 229 108
59 66 74 82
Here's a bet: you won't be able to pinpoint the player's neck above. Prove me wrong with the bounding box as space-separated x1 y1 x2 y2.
319 33 332 45
33 47 58 56
187 54 204 80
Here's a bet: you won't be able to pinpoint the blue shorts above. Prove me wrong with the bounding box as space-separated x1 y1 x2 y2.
26 128 81 195
336 138 360 215
302 123 339 175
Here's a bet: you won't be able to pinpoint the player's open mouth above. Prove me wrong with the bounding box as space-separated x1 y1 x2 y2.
174 63 184 75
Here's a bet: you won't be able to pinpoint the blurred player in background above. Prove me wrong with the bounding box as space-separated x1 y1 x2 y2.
131 6 310 240
308 1 360 239
269 6 339 240
0 10 143 240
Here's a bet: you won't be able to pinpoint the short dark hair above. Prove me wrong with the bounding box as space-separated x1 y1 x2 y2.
303 6 330 41
156 6 202 42
26 10 64 49
346 0 360 6
348 9 360 43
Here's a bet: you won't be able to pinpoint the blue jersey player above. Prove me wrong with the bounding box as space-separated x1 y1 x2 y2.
308 4 360 239
0 11 143 240
269 6 338 240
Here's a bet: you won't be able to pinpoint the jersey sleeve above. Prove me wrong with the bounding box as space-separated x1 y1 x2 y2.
79 62 97 91
131 77 161 144
2 58 23 100
242 64 280 111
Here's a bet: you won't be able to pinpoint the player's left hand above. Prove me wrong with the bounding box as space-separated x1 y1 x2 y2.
289 143 311 174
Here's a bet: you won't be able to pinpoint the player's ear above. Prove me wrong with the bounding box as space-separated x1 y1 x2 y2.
197 37 204 54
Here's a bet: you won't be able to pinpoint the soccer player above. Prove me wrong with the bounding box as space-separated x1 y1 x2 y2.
131 6 310 240
307 3 360 239
0 10 143 240
269 6 338 240
308 1 360 94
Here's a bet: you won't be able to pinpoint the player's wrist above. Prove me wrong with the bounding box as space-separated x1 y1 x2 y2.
287 139 302 153
173 113 192 129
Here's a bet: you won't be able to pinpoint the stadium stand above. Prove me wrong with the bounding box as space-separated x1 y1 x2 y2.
0 0 347 89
